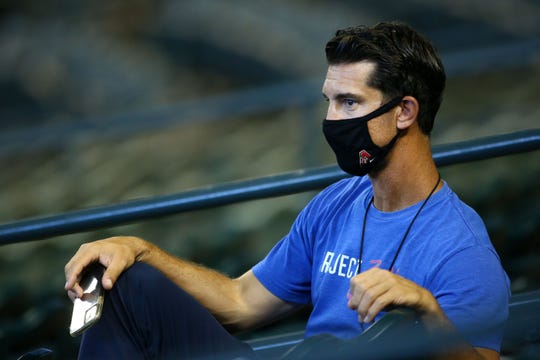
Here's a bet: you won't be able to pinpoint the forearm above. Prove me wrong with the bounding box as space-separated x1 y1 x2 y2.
135 239 250 329
346 269 499 359
65 236 290 332
419 290 498 360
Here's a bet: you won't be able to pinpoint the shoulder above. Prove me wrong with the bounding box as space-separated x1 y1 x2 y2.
433 184 491 247
417 182 507 282
410 182 501 278
417 183 489 245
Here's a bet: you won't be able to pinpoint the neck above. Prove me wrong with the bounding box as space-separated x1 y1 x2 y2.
369 133 442 212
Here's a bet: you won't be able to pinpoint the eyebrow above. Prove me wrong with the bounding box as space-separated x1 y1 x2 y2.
322 92 363 102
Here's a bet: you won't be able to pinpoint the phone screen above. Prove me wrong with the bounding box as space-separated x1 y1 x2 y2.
69 264 105 337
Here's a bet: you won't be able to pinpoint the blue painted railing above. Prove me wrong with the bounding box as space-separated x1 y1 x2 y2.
0 129 539 246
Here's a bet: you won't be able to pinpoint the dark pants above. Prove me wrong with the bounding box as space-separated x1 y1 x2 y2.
78 262 256 359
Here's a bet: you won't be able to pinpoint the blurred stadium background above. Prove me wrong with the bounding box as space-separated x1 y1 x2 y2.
0 0 539 358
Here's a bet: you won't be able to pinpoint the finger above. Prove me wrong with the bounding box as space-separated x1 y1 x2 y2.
347 277 366 309
64 259 84 291
363 291 396 323
67 289 77 302
348 269 394 320
361 277 419 323
352 281 390 322
358 277 392 310
100 257 132 290
64 243 102 291
65 257 92 290
67 284 85 301
347 269 384 309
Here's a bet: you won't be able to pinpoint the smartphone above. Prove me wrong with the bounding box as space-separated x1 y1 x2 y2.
69 263 106 337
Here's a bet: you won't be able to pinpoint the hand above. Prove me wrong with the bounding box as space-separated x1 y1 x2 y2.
347 267 442 324
64 236 149 301
348 268 496 359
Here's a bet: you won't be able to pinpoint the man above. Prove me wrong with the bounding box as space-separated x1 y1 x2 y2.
65 22 510 359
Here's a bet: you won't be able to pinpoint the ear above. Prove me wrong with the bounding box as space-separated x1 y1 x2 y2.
396 96 419 130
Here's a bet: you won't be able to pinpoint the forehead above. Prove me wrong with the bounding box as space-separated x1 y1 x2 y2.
322 61 379 98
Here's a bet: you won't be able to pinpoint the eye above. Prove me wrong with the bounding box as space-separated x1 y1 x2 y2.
343 98 357 107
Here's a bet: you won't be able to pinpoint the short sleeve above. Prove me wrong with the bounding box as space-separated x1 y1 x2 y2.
428 245 511 351
252 177 372 305
252 205 313 304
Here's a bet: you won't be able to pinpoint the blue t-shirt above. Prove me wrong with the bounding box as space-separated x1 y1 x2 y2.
252 176 510 351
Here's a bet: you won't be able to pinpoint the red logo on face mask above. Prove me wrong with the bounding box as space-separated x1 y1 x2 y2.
359 150 372 165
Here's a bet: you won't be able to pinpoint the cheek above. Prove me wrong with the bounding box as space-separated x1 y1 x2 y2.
325 106 334 120
367 117 395 146
325 102 338 120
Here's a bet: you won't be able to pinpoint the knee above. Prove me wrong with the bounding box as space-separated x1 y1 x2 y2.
122 262 159 281
111 262 203 314
113 262 165 294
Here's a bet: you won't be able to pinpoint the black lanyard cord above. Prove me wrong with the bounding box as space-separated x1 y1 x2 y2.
357 173 441 275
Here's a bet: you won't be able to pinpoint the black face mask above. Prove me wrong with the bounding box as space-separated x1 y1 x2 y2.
322 96 402 176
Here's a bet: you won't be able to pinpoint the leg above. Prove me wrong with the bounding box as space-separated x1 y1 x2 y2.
78 262 255 359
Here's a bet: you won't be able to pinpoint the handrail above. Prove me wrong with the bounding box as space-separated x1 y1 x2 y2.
0 129 539 246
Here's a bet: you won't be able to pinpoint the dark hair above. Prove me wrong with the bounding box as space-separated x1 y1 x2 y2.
325 22 446 135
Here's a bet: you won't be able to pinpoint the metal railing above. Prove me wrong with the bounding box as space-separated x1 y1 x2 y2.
0 129 539 246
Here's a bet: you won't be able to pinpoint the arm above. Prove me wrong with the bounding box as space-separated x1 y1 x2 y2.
347 268 499 360
64 236 298 331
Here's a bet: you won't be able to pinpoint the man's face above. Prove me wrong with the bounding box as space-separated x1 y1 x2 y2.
322 61 397 147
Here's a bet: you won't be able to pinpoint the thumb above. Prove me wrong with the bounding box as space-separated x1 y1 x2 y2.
100 259 131 290
102 275 114 290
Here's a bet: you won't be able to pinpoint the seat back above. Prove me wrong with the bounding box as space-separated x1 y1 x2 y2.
502 289 540 356
250 290 540 358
